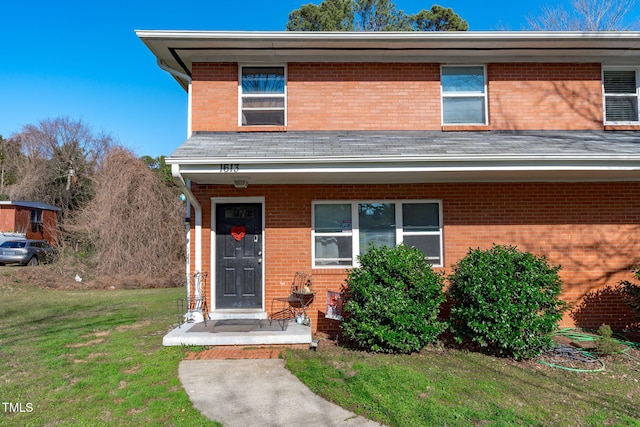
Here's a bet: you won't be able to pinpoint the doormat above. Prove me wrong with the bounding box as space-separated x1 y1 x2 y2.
187 319 286 333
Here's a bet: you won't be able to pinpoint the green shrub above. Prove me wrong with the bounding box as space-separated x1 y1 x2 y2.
448 245 566 360
595 324 624 356
340 244 447 354
619 268 640 319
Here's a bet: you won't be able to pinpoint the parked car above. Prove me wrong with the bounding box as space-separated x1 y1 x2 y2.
0 240 57 266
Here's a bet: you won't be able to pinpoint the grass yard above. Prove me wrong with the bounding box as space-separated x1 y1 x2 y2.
2 276 640 427
0 280 219 426
285 338 640 427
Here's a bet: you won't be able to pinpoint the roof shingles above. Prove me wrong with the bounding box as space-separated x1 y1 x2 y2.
169 131 640 160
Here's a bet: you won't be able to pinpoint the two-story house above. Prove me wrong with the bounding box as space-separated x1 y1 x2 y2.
137 31 640 344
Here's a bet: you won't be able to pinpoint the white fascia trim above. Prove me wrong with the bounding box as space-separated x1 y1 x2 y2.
168 154 640 170
135 30 640 43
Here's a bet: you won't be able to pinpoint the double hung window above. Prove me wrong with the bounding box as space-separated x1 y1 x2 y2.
313 201 443 268
603 68 640 123
240 66 286 126
441 66 487 125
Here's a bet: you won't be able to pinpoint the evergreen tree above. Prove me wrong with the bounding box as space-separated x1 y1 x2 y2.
412 5 469 31
286 0 354 31
287 0 468 31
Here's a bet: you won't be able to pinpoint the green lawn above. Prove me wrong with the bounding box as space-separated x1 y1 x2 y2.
2 279 639 427
285 339 640 427
0 281 218 426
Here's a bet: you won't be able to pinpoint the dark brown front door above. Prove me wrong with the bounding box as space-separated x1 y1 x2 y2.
215 203 262 309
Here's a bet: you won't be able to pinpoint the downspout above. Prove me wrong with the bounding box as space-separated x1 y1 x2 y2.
172 165 202 275
172 164 203 322
158 60 203 313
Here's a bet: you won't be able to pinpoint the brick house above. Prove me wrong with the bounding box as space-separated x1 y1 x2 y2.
137 31 640 337
0 201 59 244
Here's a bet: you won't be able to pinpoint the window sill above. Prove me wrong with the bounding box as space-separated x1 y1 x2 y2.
237 126 286 132
311 267 350 275
441 125 491 132
604 125 640 131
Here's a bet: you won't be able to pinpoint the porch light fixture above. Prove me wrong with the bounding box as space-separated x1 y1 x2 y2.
233 178 249 189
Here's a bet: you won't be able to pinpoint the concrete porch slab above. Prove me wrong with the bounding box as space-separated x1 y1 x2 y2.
163 319 312 346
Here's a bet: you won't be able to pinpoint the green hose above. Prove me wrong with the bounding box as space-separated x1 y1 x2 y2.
537 328 640 372
538 356 605 373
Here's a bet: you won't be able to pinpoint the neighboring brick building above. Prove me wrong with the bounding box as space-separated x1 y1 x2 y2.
138 31 640 335
0 201 59 244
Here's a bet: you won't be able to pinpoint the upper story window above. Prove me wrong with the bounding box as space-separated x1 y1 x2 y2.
603 68 639 124
441 65 487 125
240 66 286 126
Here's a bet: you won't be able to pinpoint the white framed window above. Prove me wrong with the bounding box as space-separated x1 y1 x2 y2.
603 67 640 124
239 65 286 126
441 65 487 125
312 200 443 268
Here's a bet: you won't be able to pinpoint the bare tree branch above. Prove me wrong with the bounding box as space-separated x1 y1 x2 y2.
527 0 639 31
8 116 115 219
70 147 185 280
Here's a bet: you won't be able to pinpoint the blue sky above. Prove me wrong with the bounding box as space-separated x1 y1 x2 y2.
1 0 635 157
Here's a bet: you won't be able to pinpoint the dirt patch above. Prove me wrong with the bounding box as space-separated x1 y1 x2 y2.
87 352 109 359
331 360 358 378
66 338 105 348
82 331 111 339
116 320 151 332
123 365 140 374
0 264 183 290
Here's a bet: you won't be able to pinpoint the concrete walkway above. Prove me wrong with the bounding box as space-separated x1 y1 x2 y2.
179 359 385 427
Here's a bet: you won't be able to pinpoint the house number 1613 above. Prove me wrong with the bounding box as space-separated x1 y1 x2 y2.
219 164 240 173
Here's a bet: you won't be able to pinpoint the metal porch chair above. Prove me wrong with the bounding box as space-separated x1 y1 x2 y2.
269 271 315 330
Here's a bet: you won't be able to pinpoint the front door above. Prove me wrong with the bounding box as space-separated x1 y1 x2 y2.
215 203 263 309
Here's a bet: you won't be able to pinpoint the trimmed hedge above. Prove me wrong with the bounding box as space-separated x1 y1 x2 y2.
340 244 447 354
448 244 566 360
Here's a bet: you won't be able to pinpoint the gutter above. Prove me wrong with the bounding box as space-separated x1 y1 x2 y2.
168 153 640 165
136 30 640 44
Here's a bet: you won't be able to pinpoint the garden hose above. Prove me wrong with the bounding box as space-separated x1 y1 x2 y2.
537 328 640 372
538 342 605 373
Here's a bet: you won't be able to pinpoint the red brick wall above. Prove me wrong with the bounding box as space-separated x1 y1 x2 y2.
190 62 609 132
288 63 441 130
488 63 603 130
190 182 640 333
191 63 238 131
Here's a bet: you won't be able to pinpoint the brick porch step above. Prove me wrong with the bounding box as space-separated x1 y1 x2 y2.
185 344 309 360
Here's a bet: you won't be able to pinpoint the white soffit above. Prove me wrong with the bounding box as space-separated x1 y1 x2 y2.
136 30 640 90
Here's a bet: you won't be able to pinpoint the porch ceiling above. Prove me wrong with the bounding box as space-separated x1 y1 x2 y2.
167 130 640 185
